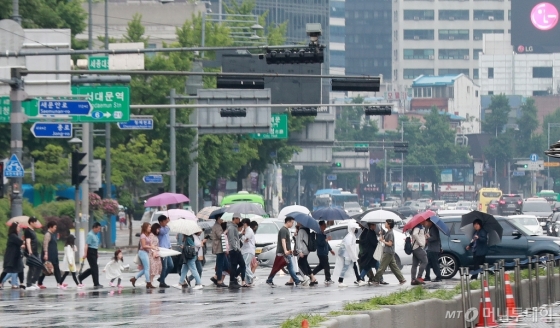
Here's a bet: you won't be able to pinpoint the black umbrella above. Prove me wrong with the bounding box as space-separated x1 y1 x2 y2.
460 211 503 246
208 207 226 220
311 207 350 221
25 254 43 269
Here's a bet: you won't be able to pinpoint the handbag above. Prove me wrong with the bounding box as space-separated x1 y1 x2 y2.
42 261 54 276
133 254 140 265
373 241 384 261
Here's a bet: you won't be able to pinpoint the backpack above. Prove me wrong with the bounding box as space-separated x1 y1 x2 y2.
404 235 414 255
303 231 317 252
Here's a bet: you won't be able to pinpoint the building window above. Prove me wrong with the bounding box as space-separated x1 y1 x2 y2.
439 10 469 20
413 87 433 98
438 49 470 59
330 1 345 18
473 49 483 60
508 10 511 20
533 90 550 96
439 68 469 76
330 26 345 43
473 29 504 40
331 50 345 67
488 67 494 78
488 91 494 95
473 10 504 20
403 49 435 59
404 30 434 40
438 29 469 40
404 68 435 79
533 67 553 78
394 30 399 41
476 90 479 97
394 10 398 21
404 10 435 20
473 68 479 79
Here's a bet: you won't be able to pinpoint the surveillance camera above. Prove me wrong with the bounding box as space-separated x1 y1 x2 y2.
306 23 322 36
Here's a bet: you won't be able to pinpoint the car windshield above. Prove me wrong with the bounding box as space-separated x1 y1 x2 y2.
510 218 539 226
523 202 552 212
502 196 520 201
482 192 501 197
256 223 279 234
344 202 360 208
508 220 537 235
433 201 445 205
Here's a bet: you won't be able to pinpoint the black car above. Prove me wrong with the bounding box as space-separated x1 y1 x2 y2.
437 216 560 279
546 212 560 237
498 194 523 215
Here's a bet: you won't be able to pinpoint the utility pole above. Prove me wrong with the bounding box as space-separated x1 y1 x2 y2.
170 89 176 193
383 147 387 201
104 0 112 201
9 68 25 218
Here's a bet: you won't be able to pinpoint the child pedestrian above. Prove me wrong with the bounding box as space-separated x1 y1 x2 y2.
60 235 84 289
104 250 125 288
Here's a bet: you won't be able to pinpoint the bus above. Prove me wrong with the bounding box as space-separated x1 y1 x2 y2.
313 189 359 211
537 190 560 203
477 188 502 213
220 191 266 209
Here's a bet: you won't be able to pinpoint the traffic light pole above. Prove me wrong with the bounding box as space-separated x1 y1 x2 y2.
9 68 26 217
79 123 90 259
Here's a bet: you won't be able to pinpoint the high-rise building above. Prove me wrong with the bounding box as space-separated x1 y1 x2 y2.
330 0 345 75
345 0 392 79
392 0 510 89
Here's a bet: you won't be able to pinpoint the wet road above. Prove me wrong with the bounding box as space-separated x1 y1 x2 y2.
0 252 460 328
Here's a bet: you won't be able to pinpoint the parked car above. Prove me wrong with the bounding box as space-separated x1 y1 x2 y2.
380 201 400 209
498 194 523 215
254 219 283 256
445 203 458 210
487 200 500 215
344 202 363 215
546 212 560 237
438 216 560 279
552 202 560 213
507 215 544 236
429 200 446 212
456 201 473 210
397 206 422 217
521 201 553 224
437 210 470 218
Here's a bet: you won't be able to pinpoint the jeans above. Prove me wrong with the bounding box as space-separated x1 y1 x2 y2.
359 262 374 281
180 258 200 285
312 255 331 281
26 265 41 287
242 253 255 284
2 273 18 286
424 251 442 280
267 255 301 284
78 248 100 286
215 253 226 281
134 250 151 283
411 248 428 280
229 250 246 283
188 260 203 283
339 258 353 280
373 253 405 283
297 255 312 276
160 256 174 284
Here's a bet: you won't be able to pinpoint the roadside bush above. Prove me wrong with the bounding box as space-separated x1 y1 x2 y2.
36 200 75 219
42 215 74 240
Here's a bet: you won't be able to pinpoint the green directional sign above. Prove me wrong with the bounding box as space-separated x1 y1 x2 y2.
250 113 288 139
355 143 369 148
0 96 10 123
88 56 109 70
71 86 130 122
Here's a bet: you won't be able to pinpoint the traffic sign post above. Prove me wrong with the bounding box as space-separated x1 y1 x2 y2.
512 171 526 177
88 56 109 70
327 174 337 181
31 122 72 138
249 114 288 139
71 86 130 123
117 115 154 130
4 154 24 178
0 96 9 123
530 153 539 162
143 175 163 184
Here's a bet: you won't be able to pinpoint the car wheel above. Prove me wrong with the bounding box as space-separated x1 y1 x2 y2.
439 253 458 279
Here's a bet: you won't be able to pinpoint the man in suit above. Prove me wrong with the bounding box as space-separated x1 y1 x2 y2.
466 219 488 280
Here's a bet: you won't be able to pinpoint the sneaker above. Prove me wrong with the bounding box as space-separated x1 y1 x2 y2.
358 280 367 287
26 286 38 291
94 285 104 289
325 280 334 285
62 283 68 288
301 276 310 286
354 281 359 285
192 285 203 290
217 283 228 288
38 285 47 289
285 282 294 286
266 281 276 288
57 285 67 290
77 284 85 289
109 282 115 287
411 280 419 286
399 280 407 285
172 284 183 290
415 278 426 284
210 277 218 285
309 281 318 286
338 283 347 288
159 283 170 288
380 281 389 285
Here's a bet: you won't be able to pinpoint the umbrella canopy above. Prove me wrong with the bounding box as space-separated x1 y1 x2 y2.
166 209 197 221
197 206 222 220
460 211 503 246
168 219 202 236
285 212 323 234
225 203 266 216
359 209 406 224
144 193 190 207
311 207 350 221
6 216 42 229
25 254 44 269
158 248 181 258
427 216 451 236
197 220 214 231
209 207 227 220
403 210 437 232
278 205 310 220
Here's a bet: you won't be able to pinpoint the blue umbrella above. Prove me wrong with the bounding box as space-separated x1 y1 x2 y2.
311 207 350 221
429 215 451 236
286 212 323 234
208 207 226 220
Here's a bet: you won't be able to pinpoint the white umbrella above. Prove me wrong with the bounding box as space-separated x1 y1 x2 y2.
158 248 181 258
360 209 404 224
168 219 202 236
278 205 310 220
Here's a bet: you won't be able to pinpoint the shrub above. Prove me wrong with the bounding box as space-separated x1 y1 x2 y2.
36 200 74 219
42 215 74 240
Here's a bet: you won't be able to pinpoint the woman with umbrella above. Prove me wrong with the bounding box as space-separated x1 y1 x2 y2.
465 219 488 280
2 223 24 289
357 222 378 286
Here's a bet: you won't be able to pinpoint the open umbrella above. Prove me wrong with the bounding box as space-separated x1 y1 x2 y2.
311 207 350 221
197 206 222 220
358 209 406 224
221 213 260 222
403 210 436 232
427 215 451 236
168 219 202 236
460 211 503 246
158 248 181 258
225 203 266 216
285 212 322 233
144 193 190 207
278 205 310 220
208 207 227 220
166 209 197 221
6 216 42 229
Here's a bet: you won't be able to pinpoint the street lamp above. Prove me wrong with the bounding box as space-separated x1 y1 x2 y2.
400 121 427 202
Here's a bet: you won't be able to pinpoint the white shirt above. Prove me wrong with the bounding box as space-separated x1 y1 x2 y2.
240 227 256 255
193 234 204 257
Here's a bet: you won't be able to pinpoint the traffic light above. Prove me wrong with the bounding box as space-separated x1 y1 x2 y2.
265 48 324 64
332 162 342 168
0 162 3 198
220 108 247 117
291 107 318 117
394 142 409 154
217 76 264 90
71 151 87 187
331 78 381 92
364 105 392 116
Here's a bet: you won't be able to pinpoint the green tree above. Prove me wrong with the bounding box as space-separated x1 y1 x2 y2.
31 145 69 200
123 13 148 44
516 97 541 156
482 94 511 135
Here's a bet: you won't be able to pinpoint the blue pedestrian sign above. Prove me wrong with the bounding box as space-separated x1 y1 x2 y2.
31 122 72 138
327 174 337 181
143 175 163 184
512 171 526 177
38 100 92 116
4 154 24 178
117 117 154 130
530 153 539 162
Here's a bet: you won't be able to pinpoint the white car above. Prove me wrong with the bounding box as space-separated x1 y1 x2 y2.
445 203 457 210
508 215 544 235
254 219 283 256
437 210 470 217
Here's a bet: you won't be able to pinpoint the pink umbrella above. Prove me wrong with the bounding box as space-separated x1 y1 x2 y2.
166 209 197 221
402 210 436 232
144 193 190 207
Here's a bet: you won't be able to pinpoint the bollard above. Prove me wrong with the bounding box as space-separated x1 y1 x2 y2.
494 261 502 321
549 254 556 306
481 268 487 328
528 256 534 311
465 267 473 328
514 258 521 308
460 267 468 328
484 262 490 291
535 255 541 307
501 260 506 317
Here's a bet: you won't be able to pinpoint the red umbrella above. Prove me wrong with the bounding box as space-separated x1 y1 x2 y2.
402 210 436 232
